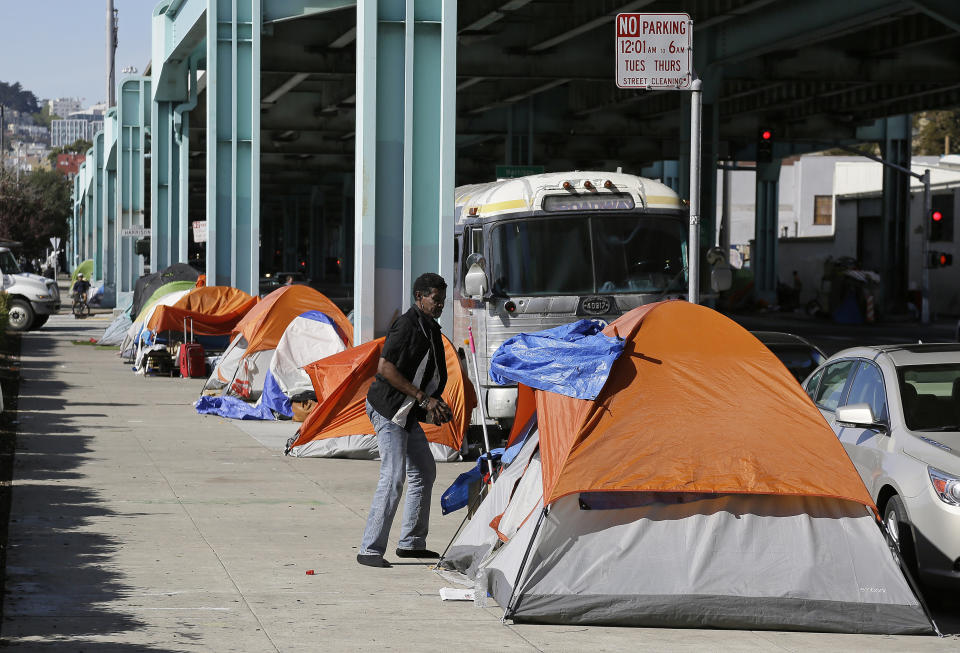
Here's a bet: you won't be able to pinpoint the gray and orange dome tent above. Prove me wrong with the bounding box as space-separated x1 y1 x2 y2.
285 335 477 463
201 285 352 400
442 301 935 634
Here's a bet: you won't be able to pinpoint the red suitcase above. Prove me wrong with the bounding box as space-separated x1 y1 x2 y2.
179 317 206 378
179 343 205 378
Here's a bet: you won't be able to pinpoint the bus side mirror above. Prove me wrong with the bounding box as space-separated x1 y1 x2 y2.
464 259 488 298
711 263 732 292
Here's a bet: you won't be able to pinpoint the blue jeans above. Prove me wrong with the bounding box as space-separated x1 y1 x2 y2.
359 400 437 556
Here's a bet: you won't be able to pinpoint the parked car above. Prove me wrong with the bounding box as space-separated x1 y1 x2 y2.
751 331 826 383
802 344 960 589
258 271 306 297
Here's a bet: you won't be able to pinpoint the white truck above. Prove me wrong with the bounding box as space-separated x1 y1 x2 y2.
0 247 61 331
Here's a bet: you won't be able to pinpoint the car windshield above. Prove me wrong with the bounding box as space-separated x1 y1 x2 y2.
489 215 687 296
0 250 22 275
898 364 960 431
768 345 826 382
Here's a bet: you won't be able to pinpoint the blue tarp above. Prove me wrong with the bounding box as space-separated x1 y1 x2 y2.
488 320 625 400
440 449 503 515
259 370 293 417
195 395 276 420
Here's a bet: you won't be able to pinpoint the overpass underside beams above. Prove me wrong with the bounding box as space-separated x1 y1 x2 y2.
206 0 260 293
354 0 456 342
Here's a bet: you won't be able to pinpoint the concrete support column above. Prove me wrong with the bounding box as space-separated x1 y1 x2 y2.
754 160 782 305
152 100 178 270
93 132 105 283
880 115 912 312
283 198 297 271
309 187 324 282
206 0 260 294
117 78 150 304
354 0 457 343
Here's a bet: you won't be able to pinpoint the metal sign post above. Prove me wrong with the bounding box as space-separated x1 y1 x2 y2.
616 13 700 303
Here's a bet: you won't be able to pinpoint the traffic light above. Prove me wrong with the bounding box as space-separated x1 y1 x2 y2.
928 250 953 268
757 129 774 163
929 195 953 242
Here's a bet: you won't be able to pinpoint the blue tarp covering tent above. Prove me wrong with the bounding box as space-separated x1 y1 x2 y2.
488 319 625 400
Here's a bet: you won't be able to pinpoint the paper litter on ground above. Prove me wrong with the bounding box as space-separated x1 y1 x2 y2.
439 587 474 601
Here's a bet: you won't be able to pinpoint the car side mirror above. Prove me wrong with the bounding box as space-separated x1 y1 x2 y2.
836 403 887 431
463 254 488 299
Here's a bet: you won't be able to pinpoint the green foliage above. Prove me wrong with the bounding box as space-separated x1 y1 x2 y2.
913 110 960 156
34 104 59 128
0 81 40 114
0 168 72 259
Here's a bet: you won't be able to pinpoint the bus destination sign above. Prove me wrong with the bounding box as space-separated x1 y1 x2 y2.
615 13 692 90
542 193 635 213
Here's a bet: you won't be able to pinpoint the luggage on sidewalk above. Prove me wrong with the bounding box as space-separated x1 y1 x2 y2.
179 318 206 378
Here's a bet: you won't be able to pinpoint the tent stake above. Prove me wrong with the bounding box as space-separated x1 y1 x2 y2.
502 504 547 623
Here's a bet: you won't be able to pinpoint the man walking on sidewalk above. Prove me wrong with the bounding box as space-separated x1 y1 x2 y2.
357 273 453 568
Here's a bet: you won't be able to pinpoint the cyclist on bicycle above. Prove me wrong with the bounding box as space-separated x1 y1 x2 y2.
72 273 91 317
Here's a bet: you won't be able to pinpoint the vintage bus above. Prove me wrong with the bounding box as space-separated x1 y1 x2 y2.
452 170 701 429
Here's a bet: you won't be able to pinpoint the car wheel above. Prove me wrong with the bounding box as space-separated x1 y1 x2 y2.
883 495 919 576
29 314 49 330
8 299 35 332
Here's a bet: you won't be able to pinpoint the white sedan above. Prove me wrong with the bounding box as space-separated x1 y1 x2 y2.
803 343 960 589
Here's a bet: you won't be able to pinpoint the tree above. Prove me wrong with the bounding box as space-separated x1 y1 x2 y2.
47 138 92 166
34 103 60 128
913 110 960 156
0 168 72 259
0 81 40 114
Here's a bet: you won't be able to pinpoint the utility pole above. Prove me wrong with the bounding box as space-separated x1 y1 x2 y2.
0 104 4 169
106 0 118 107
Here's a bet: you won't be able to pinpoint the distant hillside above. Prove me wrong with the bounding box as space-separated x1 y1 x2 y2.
0 81 40 114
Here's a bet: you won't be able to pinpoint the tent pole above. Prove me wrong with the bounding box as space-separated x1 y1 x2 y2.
502 504 547 623
436 483 489 568
878 513 942 636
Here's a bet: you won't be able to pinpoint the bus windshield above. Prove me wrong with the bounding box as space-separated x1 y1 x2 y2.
489 215 687 296
0 250 22 275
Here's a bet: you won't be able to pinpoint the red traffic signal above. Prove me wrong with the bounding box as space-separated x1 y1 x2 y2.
932 209 943 222
928 250 954 268
761 130 772 141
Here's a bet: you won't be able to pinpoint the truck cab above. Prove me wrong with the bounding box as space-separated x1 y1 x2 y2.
1 247 61 331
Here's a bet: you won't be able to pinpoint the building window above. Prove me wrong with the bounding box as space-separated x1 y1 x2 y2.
814 195 832 226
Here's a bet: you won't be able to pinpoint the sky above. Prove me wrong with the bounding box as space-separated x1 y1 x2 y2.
0 0 155 107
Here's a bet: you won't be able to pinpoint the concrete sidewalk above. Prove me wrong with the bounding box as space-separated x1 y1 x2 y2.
2 313 954 651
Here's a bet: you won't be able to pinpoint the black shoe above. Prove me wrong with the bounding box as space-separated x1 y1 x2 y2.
395 548 440 559
357 553 391 568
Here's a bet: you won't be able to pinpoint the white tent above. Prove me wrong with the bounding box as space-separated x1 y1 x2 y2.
119 289 192 360
202 335 274 400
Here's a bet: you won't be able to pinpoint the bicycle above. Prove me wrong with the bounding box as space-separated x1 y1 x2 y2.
72 294 91 319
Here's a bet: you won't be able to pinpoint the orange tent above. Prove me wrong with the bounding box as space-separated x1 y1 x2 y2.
536 300 876 512
287 336 476 457
146 286 258 337
233 285 352 355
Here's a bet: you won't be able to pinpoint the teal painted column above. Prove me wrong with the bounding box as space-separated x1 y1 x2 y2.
175 59 198 262
117 78 150 303
94 131 106 283
206 0 260 293
354 0 457 343
152 99 177 270
754 160 782 305
103 109 119 306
